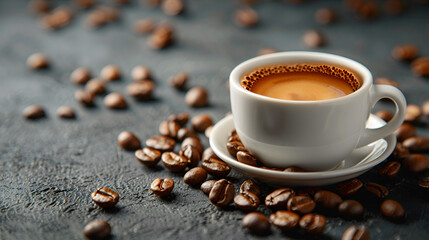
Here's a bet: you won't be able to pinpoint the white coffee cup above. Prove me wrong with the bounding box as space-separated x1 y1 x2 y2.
229 51 406 171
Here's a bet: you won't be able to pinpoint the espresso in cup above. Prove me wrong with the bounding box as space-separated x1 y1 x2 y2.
241 64 361 101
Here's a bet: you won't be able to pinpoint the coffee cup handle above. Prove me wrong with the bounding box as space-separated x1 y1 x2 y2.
356 84 406 148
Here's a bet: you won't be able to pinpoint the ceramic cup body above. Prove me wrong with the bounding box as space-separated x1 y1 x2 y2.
230 51 406 171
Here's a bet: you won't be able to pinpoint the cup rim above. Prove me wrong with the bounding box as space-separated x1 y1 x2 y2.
229 51 373 104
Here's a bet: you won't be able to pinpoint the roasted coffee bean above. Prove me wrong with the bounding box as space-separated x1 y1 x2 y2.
379 161 401 178
226 141 246 157
299 213 326 235
27 53 49 69
104 92 127 109
314 190 343 209
265 188 295 210
91 187 119 208
283 166 306 172
375 110 393 122
202 158 231 178
356 1 379 20
229 129 237 137
71 67 91 84
126 81 154 100
236 151 257 166
181 137 203 154
159 120 180 139
403 137 429 152
364 182 389 198
422 100 429 116
202 147 220 161
185 87 208 107
85 79 106 95
201 180 217 195
56 106 75 119
392 44 418 61
395 123 416 142
100 64 121 81
235 7 259 28
148 24 174 49
23 105 46 119
258 48 277 56
162 0 184 15
177 128 198 142
205 126 213 138
338 200 364 218
380 199 405 220
209 179 235 207
297 187 320 197
151 178 174 197
85 9 107 28
135 147 161 166
269 210 300 231
391 142 409 159
385 0 405 15
95 6 120 23
184 167 207 186
375 77 399 88
29 0 51 14
118 131 141 151
403 154 429 172
287 195 316 215
168 113 189 127
405 104 422 123
227 134 241 143
169 72 188 90
83 219 111 240
75 90 95 107
418 177 429 190
191 114 213 132
411 57 429 77
40 6 73 30
234 191 260 211
75 0 96 9
162 152 187 172
179 145 200 168
342 225 370 240
146 135 176 152
240 179 261 197
336 178 363 197
131 65 151 81
303 30 325 48
133 19 155 35
242 212 270 232
315 8 337 25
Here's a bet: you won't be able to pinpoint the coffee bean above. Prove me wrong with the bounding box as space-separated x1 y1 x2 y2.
181 137 203 154
201 180 216 195
85 9 107 28
202 158 231 178
403 137 429 152
169 72 188 90
234 191 260 212
418 177 429 191
205 126 213 139
240 179 261 197
226 141 246 157
375 110 393 122
242 212 270 232
229 129 237 138
202 147 220 161
40 6 73 30
27 53 49 69
135 147 161 166
131 65 151 81
385 0 405 15
161 152 187 172
380 199 405 220
258 48 277 56
146 135 176 152
375 77 399 88
422 100 429 116
177 128 198 142
364 182 389 198
75 90 95 107
287 195 316 215
118 131 141 151
303 30 325 48
132 19 155 35
185 87 208 107
29 0 51 14
179 145 200 168
314 190 343 209
96 6 120 22
83 219 111 240
71 67 91 84
411 57 429 77
75 0 96 9
392 44 418 61
184 167 207 186
23 105 46 119
265 188 295 210
338 200 364 218
104 92 127 109
403 154 429 172
148 24 174 49
283 166 306 172
342 225 370 240
355 2 379 20
56 106 75 119
315 8 337 25
162 0 184 16
299 213 326 235
168 113 189 127
297 187 320 197
404 104 422 123
336 178 363 197
209 179 235 207
379 161 401 178
151 178 174 197
391 142 410 159
236 151 257 166
100 64 121 81
126 81 154 101
191 114 213 132
394 123 416 142
91 187 119 208
85 79 106 95
235 7 259 28
159 120 180 139
269 210 300 231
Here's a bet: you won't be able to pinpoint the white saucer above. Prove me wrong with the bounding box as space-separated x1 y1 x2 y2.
209 114 396 186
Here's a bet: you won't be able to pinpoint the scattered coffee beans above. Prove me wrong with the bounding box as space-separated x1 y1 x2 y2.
379 161 401 178
85 79 106 95
411 57 429 77
201 180 217 195
235 7 259 28
83 219 111 240
179 145 200 168
118 131 141 151
56 106 75 119
146 135 176 152
177 128 198 142
168 113 189 127
148 24 174 49
315 8 337 25
336 178 363 197
338 200 364 218
162 152 188 172
127 81 154 100
403 137 429 152
191 114 213 132
299 213 326 235
287 195 316 215
151 178 174 197
342 225 370 240
202 158 231 178
240 179 261 197
242 212 270 232
169 72 188 90
236 151 258 166
27 53 49 69
162 0 184 16
395 123 417 142
159 120 180 139
269 210 300 231
314 190 343 209
135 147 161 166
405 104 422 123
364 182 389 198
71 67 91 84
23 105 46 119
133 19 155 35
202 147 220 161
265 188 295 210
185 87 208 107
181 137 203 154
375 110 393 122
91 187 119 208
226 141 246 157
209 179 235 207
391 142 409 159
104 92 127 109
380 199 405 221
303 30 325 48
403 154 429 172
234 191 260 211
100 64 121 81
392 44 418 61
131 65 151 81
184 167 207 186
75 90 95 107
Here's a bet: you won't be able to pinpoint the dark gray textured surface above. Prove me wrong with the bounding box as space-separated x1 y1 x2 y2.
1 0 429 239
